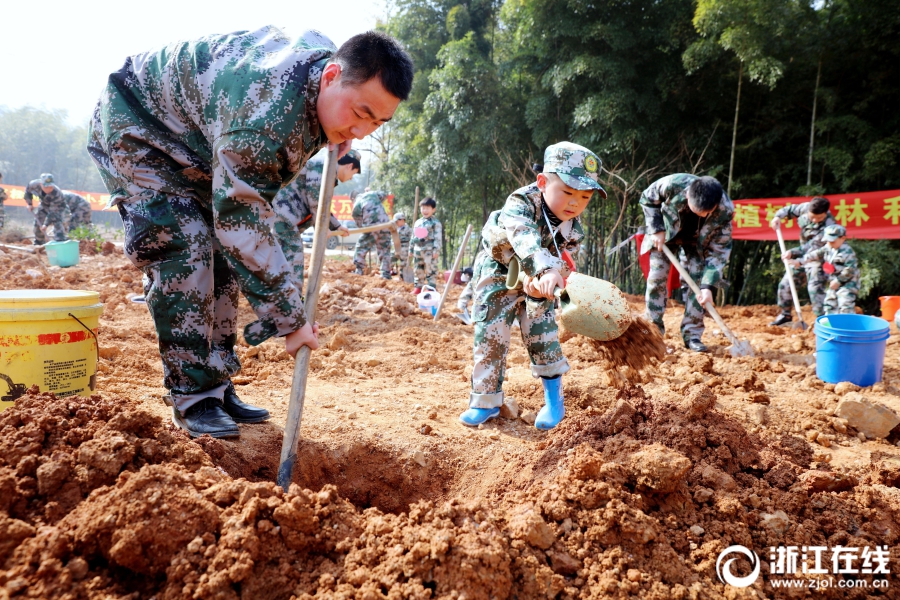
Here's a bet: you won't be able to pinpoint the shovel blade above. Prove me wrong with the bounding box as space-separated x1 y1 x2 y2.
558 273 631 341
728 340 755 357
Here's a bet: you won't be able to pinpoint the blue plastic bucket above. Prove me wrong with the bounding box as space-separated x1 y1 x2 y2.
44 240 80 267
815 314 890 386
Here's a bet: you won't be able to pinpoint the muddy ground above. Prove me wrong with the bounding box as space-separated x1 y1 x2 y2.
1 242 899 599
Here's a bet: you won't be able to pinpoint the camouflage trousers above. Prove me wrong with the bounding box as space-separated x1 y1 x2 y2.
117 193 241 411
469 252 568 409
353 231 392 275
273 219 306 295
824 285 857 315
34 205 69 244
777 265 827 317
457 280 475 310
413 246 439 287
645 245 707 345
67 205 93 233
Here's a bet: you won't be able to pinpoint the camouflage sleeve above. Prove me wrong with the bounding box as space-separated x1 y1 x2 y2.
0 188 6 204
212 130 307 346
802 246 827 264
432 219 442 252
834 249 859 285
498 194 564 277
638 179 667 233
23 183 36 206
302 178 342 231
700 216 733 289
775 203 804 221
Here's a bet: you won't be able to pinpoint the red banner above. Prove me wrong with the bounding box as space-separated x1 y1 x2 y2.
1 185 394 221
732 189 900 240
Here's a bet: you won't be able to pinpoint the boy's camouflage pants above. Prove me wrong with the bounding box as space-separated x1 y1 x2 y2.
824 286 857 314
67 205 93 233
413 246 438 287
645 245 707 345
273 219 306 294
34 205 69 244
117 193 241 411
777 265 827 317
353 231 392 274
469 252 568 409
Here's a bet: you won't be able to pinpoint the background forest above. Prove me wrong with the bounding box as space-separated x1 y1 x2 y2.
1 0 898 310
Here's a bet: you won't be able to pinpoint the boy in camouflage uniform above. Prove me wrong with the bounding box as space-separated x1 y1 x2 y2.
351 190 393 279
798 225 859 314
412 197 442 292
640 174 733 352
769 196 835 325
391 212 412 266
0 172 6 229
63 192 94 233
459 142 606 430
87 27 413 438
272 150 359 293
24 174 70 244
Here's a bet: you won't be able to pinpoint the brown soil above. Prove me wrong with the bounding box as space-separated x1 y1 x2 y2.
1 245 899 599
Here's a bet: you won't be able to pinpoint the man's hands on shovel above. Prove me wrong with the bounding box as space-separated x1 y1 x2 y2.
286 321 320 357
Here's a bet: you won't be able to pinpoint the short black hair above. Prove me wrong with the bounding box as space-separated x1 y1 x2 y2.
333 31 414 101
532 163 544 174
338 153 361 173
420 197 436 208
810 196 830 214
687 176 723 211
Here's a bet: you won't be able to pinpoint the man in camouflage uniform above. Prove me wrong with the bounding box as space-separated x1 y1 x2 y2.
272 149 359 293
799 225 859 314
87 27 413 437
640 174 733 352
391 212 411 266
0 172 6 229
24 173 70 244
63 192 93 233
352 190 393 279
460 142 606 431
769 196 835 325
412 197 442 291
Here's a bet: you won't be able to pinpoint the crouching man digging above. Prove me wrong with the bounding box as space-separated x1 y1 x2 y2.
88 27 413 438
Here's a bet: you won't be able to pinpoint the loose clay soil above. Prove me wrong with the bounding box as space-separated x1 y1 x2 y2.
1 242 899 599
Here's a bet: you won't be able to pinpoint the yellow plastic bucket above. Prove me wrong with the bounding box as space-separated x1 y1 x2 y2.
0 290 103 411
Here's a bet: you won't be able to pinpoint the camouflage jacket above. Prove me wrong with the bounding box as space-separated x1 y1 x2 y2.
804 244 860 289
639 173 734 288
23 180 66 209
775 202 836 259
351 191 390 228
0 187 6 206
412 215 442 252
95 27 336 344
63 192 91 213
272 157 341 231
397 223 412 251
481 182 584 278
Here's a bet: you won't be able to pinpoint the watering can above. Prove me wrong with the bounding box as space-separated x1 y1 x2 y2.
505 257 631 341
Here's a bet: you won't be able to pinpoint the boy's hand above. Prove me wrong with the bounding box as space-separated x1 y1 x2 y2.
651 231 666 251
285 321 320 357
524 269 563 299
829 279 840 290
696 289 713 306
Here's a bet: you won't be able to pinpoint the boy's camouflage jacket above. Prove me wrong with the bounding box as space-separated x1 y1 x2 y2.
23 180 63 207
412 215 442 252
804 244 860 289
481 182 584 278
272 157 342 230
351 191 390 226
639 173 734 289
775 202 836 259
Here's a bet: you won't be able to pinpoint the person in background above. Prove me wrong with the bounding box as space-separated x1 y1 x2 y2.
23 173 69 244
63 191 93 233
798 225 859 315
411 196 442 293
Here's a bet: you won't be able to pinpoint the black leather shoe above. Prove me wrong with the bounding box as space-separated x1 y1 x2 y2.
223 383 270 423
169 397 240 438
686 339 708 353
768 313 792 326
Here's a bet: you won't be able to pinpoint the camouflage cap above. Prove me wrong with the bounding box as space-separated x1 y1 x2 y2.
40 173 54 185
543 142 606 198
393 212 406 221
344 149 361 162
822 224 847 241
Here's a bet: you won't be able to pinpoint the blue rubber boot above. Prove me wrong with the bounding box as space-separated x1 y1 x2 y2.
459 407 500 427
535 376 564 430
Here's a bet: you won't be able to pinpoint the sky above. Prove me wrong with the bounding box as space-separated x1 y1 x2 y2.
1 0 384 127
